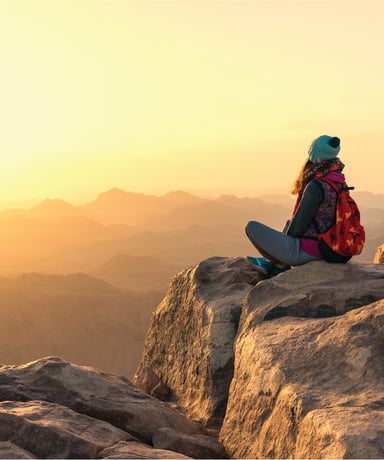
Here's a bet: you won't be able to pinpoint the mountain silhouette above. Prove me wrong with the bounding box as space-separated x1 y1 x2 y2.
29 199 79 218
0 188 382 277
160 190 205 205
79 188 193 226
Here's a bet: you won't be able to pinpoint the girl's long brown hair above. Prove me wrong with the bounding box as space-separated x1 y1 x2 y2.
290 159 315 195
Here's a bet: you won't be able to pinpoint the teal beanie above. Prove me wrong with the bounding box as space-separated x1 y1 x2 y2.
308 135 341 162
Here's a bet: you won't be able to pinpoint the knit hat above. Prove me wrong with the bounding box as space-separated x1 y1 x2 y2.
308 135 341 162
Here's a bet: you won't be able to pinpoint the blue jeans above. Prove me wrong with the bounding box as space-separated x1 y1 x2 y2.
245 220 322 266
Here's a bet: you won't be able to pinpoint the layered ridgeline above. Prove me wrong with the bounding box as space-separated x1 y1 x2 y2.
0 188 383 278
0 189 291 276
2 253 384 458
0 188 382 379
0 190 293 377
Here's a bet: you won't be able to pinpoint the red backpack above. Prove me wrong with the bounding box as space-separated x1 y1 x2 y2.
316 178 365 263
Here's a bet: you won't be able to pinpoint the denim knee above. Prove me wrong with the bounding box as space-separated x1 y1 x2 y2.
245 220 252 238
245 220 259 238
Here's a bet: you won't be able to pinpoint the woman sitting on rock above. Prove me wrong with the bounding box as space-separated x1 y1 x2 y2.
245 134 347 276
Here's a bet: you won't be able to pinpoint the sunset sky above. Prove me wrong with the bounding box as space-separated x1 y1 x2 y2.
0 0 383 206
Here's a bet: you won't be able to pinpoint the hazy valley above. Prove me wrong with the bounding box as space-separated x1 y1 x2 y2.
0 188 383 378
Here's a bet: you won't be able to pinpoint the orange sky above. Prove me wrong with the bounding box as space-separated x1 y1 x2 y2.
0 0 383 207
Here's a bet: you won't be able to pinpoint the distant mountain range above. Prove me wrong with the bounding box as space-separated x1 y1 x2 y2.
0 188 382 275
0 189 205 225
0 187 382 378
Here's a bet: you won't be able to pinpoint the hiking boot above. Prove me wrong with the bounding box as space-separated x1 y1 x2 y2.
246 256 291 277
246 256 274 275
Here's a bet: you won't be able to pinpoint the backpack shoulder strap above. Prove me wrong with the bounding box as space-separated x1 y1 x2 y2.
317 177 357 197
320 176 356 192
311 178 327 202
316 177 341 194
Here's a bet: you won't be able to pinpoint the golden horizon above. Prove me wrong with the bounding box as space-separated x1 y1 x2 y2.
1 1 383 201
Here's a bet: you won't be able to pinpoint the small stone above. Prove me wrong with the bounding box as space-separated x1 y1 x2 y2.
133 366 170 401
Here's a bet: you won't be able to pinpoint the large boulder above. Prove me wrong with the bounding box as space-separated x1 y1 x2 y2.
0 357 228 458
374 243 384 263
0 356 204 444
241 260 384 322
0 400 129 459
136 257 384 458
220 261 384 458
135 257 260 428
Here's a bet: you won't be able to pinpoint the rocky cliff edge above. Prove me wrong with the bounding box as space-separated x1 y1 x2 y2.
135 257 384 459
1 256 384 459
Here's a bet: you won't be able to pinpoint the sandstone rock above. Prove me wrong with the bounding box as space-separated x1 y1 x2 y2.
135 256 384 457
295 405 384 459
374 243 384 263
133 366 170 400
0 400 129 459
0 442 36 459
221 289 384 458
135 256 260 427
0 356 204 444
242 260 384 322
100 440 190 459
136 258 384 431
152 427 227 459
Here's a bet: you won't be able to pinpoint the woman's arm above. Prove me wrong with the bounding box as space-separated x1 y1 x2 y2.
286 180 323 237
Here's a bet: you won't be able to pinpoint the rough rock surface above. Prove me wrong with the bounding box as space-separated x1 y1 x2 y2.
374 243 384 263
135 257 260 427
99 441 190 459
0 400 129 459
137 257 384 458
221 297 384 458
0 357 225 459
242 260 384 322
0 356 203 444
152 427 227 459
0 441 36 459
221 260 384 458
